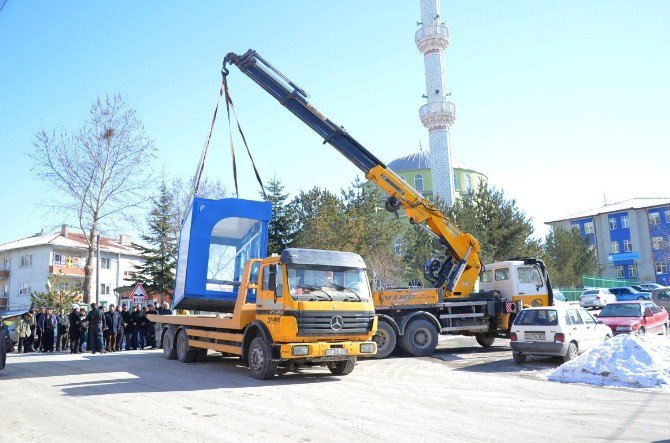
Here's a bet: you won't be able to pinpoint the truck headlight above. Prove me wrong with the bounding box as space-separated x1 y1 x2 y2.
360 343 376 354
292 345 310 356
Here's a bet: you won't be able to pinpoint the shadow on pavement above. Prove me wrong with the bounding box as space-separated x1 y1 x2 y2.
0 351 344 394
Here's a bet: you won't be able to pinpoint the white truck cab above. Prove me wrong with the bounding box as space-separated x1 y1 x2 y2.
480 260 550 307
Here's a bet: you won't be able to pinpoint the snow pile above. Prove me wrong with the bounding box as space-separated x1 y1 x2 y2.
548 334 670 390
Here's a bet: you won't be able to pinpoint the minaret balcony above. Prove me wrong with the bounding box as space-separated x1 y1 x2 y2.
416 24 450 53
419 101 456 129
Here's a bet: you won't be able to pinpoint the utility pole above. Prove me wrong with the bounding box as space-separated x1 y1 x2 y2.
95 234 100 305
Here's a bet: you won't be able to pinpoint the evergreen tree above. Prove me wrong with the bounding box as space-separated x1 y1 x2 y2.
31 274 81 309
130 181 177 302
263 177 296 254
543 226 600 287
443 183 539 263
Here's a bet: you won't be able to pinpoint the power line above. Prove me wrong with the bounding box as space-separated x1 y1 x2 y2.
0 0 8 14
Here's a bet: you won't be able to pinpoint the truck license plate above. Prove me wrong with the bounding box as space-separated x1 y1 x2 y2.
525 332 545 341
326 348 347 356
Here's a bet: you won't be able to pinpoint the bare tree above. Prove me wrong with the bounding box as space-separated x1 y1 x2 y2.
31 94 156 303
169 176 228 237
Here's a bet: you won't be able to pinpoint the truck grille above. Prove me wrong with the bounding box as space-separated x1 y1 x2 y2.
295 310 375 336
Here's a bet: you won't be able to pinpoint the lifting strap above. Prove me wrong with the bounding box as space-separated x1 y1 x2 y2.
190 73 267 204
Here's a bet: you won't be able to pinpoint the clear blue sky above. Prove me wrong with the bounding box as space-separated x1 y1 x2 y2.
1 0 669 245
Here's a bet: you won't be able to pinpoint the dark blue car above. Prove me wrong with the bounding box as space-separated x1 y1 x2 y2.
610 286 652 301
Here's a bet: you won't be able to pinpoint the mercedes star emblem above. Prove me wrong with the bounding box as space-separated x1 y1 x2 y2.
330 315 344 331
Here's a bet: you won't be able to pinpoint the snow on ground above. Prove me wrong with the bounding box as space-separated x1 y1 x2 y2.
548 333 670 390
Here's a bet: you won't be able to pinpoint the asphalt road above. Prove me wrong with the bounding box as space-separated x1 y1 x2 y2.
0 337 667 442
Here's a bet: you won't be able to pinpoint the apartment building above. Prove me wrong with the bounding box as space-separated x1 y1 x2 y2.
0 225 145 310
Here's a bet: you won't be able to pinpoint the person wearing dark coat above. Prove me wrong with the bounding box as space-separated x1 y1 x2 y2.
56 308 69 351
68 307 82 354
85 303 105 354
40 308 58 352
114 306 124 351
0 319 8 371
104 305 123 352
129 305 144 350
120 305 132 350
35 307 45 351
144 304 157 349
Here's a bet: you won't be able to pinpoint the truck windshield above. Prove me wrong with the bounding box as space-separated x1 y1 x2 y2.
286 266 371 302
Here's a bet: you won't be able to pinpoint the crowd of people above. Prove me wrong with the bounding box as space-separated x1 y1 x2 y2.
15 302 173 354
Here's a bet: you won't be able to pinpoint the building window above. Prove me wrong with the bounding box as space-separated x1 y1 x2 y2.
53 253 67 266
665 210 670 223
657 262 668 275
615 266 624 278
465 175 472 191
414 174 424 192
609 218 617 230
628 265 638 278
621 215 629 228
583 222 594 234
623 240 632 252
610 242 620 254
649 212 660 226
19 282 31 296
20 254 32 268
100 283 110 295
453 175 460 191
100 258 111 270
652 237 665 250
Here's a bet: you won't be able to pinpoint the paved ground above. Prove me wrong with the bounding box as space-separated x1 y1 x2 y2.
1 337 667 442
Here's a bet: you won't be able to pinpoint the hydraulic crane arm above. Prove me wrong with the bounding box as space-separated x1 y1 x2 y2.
222 50 482 295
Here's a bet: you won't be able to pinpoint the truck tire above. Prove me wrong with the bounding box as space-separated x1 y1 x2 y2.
475 333 496 348
371 320 397 359
248 336 277 380
176 329 197 363
328 357 356 376
162 325 177 360
399 318 438 357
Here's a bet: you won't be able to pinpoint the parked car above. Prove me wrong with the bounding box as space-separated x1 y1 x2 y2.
553 291 567 304
596 301 668 335
636 283 665 292
609 286 651 301
651 287 670 311
579 288 616 308
510 305 612 364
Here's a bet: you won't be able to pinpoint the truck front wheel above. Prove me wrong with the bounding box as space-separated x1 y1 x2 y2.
475 333 496 348
176 329 197 363
399 319 438 357
248 336 277 380
328 357 356 376
371 320 397 359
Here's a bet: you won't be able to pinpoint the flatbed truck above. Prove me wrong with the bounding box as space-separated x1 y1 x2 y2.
149 248 377 379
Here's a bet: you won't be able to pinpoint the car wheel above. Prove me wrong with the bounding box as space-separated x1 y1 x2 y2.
638 327 646 336
563 342 578 362
637 296 645 301
605 334 612 340
512 352 526 364
659 324 666 336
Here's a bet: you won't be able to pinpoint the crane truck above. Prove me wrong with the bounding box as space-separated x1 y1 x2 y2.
219 49 555 359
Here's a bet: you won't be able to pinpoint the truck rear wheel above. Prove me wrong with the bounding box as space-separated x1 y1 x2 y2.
371 320 397 359
328 357 356 375
248 336 277 380
475 333 495 348
162 325 177 360
176 329 197 363
399 319 438 357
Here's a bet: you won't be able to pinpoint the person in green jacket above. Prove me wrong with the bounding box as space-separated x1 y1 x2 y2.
17 313 32 354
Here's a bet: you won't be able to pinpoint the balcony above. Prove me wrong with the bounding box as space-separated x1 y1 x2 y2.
49 265 85 276
415 24 450 53
419 100 456 129
0 265 8 279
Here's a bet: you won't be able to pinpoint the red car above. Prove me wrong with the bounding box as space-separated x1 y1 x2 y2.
596 301 669 335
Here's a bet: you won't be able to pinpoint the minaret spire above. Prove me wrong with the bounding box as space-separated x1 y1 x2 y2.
416 0 456 206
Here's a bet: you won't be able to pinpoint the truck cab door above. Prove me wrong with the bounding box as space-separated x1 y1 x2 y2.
514 265 546 305
256 263 285 338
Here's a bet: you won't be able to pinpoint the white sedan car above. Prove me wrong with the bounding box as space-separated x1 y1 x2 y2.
579 288 616 309
510 305 612 363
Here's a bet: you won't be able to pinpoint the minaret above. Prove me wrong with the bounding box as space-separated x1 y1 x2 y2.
416 0 456 206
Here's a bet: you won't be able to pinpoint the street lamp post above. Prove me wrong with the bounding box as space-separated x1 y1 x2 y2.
95 234 100 306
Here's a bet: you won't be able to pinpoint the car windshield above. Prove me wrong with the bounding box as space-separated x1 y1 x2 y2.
514 309 559 326
599 303 642 318
287 266 371 302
